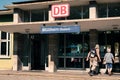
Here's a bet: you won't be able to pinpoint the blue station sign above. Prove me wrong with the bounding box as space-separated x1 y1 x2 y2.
40 25 80 34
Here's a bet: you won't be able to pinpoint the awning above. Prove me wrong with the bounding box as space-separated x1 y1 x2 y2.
0 17 120 34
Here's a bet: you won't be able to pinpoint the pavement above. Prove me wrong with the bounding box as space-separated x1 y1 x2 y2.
0 70 120 80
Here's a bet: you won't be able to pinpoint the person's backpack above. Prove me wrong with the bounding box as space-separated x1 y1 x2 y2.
90 48 96 58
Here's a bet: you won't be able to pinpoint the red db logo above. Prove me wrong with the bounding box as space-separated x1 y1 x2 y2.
51 4 70 18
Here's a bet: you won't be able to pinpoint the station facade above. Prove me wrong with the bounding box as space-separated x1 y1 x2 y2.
0 0 120 72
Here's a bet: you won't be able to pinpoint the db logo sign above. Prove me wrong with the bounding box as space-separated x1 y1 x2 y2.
51 4 70 18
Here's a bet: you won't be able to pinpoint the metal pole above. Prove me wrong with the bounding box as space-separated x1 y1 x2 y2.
82 33 85 70
25 29 31 69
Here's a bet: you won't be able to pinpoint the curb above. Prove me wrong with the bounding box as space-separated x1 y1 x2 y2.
0 71 120 80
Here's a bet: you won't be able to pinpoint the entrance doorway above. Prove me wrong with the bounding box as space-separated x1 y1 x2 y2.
106 31 120 72
58 33 89 69
98 31 120 72
31 34 48 70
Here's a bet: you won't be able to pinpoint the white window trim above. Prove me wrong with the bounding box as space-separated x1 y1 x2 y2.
0 31 10 58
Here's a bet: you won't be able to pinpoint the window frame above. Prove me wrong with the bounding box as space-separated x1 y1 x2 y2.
0 31 10 58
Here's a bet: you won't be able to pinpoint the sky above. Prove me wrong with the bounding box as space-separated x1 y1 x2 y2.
0 0 31 10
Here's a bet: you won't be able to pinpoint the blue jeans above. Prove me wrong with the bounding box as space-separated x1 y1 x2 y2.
106 63 112 69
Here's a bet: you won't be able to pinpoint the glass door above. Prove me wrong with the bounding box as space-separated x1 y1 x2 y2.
98 31 120 72
58 33 89 69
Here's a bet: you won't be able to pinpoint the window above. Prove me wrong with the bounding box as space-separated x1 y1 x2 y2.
97 3 120 18
108 3 120 17
58 32 89 69
1 31 7 39
55 6 89 20
0 14 13 22
0 31 10 57
23 9 49 22
97 4 108 18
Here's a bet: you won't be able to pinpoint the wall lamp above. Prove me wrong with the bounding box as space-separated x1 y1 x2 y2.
43 24 46 26
25 29 30 33
112 24 119 30
113 27 118 30
75 22 78 25
57 23 62 25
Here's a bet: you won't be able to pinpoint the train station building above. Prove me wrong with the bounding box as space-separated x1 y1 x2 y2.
0 0 119 72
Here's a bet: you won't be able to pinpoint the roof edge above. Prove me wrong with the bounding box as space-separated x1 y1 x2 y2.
12 0 56 4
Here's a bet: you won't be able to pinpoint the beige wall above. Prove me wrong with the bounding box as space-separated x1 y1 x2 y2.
0 59 13 70
0 33 14 70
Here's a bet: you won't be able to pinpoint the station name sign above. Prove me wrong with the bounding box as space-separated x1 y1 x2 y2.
40 25 80 34
51 3 70 18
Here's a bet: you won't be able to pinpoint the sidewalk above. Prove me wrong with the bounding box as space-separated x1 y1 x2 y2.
0 70 120 80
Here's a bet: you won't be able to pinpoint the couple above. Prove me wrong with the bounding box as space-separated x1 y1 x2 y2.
86 44 114 76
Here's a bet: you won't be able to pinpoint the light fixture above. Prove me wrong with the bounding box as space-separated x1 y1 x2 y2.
25 29 30 33
75 22 78 25
112 24 119 27
113 27 118 30
112 24 119 30
43 24 46 26
57 23 62 25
